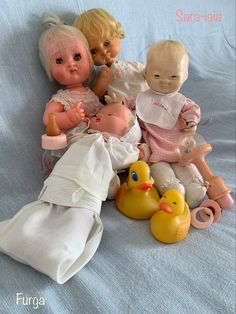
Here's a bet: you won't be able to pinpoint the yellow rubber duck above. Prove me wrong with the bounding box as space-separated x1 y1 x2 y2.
116 161 160 219
150 190 190 243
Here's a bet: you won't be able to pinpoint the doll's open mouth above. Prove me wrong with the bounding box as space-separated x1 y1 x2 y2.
95 117 101 122
70 68 77 73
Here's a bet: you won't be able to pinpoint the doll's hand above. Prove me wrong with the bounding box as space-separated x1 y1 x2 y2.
138 148 144 160
184 121 197 134
138 143 151 162
67 102 85 127
99 67 113 84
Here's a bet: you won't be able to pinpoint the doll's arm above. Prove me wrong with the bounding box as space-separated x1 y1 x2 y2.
43 101 85 129
181 99 201 132
91 67 113 97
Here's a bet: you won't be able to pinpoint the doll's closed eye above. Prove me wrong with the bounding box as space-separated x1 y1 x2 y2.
56 58 63 64
74 53 81 61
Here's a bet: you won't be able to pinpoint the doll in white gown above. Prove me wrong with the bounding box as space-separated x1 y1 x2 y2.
0 14 142 284
0 102 141 284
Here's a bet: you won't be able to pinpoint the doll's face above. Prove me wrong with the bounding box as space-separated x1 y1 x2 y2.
85 28 121 66
89 104 128 136
145 50 188 94
50 39 90 87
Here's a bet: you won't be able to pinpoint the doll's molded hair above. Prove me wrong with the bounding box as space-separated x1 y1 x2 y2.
73 8 125 40
147 40 189 70
38 13 93 81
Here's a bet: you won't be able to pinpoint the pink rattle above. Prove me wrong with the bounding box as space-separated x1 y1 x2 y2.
178 134 234 209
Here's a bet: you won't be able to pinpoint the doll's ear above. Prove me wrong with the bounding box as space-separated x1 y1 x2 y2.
144 67 147 80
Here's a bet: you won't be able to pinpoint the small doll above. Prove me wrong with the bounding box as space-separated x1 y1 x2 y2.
0 97 142 283
73 8 148 102
39 14 102 132
136 40 206 208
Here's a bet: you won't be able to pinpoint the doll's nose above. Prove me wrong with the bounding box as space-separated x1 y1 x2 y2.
160 78 169 84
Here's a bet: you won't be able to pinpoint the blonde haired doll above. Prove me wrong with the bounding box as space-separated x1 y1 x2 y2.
136 40 206 208
73 8 148 102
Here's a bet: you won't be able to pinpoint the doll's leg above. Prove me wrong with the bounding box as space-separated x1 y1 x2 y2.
150 162 185 196
172 163 206 208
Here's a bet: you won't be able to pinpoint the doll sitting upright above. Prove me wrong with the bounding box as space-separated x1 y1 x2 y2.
136 40 207 208
39 14 102 133
73 8 149 104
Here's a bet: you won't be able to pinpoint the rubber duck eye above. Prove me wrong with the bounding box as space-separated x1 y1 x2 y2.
131 172 138 182
173 201 177 205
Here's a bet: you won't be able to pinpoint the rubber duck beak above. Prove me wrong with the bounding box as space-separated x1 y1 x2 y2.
160 202 173 213
137 182 152 192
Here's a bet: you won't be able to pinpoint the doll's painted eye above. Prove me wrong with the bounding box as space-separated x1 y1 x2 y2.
90 49 97 55
56 58 63 64
131 172 138 182
154 74 160 78
104 40 110 47
171 76 178 79
74 53 81 61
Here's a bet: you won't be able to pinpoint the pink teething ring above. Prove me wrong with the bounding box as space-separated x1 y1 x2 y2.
191 199 222 229
191 207 214 229
199 199 221 223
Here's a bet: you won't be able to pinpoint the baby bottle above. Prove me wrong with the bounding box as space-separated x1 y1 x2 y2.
41 113 67 179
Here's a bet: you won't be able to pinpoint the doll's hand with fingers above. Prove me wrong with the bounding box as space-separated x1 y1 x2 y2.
67 102 85 127
184 121 197 134
99 67 113 84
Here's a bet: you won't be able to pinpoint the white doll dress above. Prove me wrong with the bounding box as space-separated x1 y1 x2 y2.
0 130 139 283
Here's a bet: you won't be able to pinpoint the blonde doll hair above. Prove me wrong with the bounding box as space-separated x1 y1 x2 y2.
73 8 125 40
38 13 93 81
147 40 189 74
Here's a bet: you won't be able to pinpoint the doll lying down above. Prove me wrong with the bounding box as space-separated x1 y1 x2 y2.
0 103 142 284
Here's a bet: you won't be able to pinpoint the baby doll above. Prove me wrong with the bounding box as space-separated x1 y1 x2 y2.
39 14 102 132
73 8 149 103
136 40 206 208
0 102 141 284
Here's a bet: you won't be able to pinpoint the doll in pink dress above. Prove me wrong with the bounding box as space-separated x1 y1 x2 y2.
136 40 206 208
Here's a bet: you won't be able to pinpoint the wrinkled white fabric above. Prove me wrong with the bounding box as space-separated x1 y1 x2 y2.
107 60 149 97
0 201 103 284
0 133 139 283
136 89 186 129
